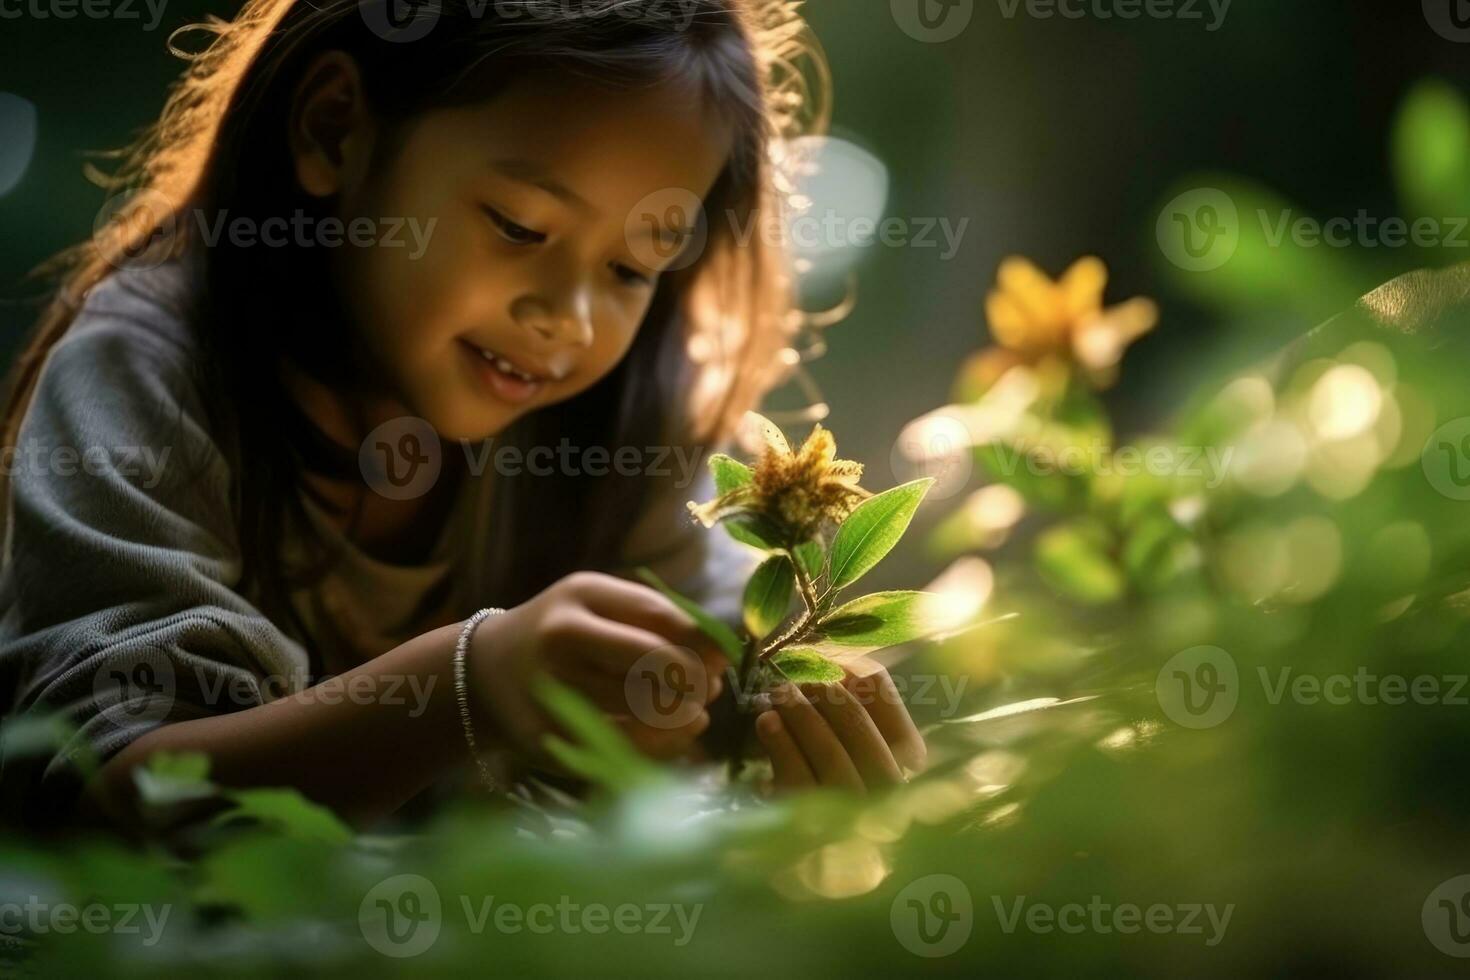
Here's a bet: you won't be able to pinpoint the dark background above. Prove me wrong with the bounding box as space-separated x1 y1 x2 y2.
1 0 1466 581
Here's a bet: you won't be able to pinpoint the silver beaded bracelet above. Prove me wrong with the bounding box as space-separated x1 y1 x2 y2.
453 607 506 791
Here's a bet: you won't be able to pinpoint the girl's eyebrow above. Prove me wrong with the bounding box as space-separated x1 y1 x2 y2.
488 158 592 213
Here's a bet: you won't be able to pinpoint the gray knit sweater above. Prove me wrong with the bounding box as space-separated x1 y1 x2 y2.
0 261 757 824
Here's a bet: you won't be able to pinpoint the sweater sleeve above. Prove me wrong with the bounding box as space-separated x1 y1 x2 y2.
0 311 311 825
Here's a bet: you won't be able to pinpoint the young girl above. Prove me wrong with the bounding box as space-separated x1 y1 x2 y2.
0 0 925 830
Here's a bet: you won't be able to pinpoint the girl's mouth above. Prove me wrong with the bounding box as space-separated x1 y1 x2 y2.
459 339 550 405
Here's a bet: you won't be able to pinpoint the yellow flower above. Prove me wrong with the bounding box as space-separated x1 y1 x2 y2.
966 256 1159 391
688 413 871 546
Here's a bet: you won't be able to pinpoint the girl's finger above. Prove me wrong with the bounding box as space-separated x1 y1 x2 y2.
845 667 927 773
615 711 711 760
769 682 865 792
560 616 713 705
573 574 729 668
802 681 904 789
756 710 816 790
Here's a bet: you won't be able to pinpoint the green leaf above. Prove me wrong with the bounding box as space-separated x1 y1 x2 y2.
792 538 825 581
215 789 353 844
542 736 645 793
828 478 934 591
743 555 795 640
1034 520 1126 605
134 750 217 809
147 750 212 783
814 590 952 649
709 453 753 494
769 649 845 685
637 567 745 665
1393 80 1470 223
534 677 661 793
725 512 786 552
1121 510 1200 592
1155 175 1363 323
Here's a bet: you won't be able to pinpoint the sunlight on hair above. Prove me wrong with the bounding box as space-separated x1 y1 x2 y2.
772 135 889 289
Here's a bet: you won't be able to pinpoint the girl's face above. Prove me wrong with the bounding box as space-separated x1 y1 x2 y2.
293 60 734 441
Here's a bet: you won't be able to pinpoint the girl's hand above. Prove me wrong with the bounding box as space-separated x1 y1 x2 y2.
754 667 927 794
467 572 728 765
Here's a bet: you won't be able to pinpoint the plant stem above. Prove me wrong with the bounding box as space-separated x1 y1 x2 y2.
791 551 822 613
726 551 826 782
726 634 762 781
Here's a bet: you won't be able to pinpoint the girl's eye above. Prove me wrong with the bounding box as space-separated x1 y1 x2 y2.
483 206 546 246
612 263 652 287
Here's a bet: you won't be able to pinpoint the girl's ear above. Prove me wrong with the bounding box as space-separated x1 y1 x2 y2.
288 51 376 199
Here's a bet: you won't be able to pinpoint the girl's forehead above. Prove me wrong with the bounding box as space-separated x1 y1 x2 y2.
421 74 735 206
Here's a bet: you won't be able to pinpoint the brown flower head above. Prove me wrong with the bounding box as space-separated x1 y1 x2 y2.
688 413 871 546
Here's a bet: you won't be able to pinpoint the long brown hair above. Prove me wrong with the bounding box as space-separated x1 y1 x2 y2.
1 0 830 649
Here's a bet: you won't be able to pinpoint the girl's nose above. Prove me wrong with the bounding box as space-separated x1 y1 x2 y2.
513 290 593 348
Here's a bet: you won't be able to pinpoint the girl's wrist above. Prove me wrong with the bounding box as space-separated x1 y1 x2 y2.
455 609 514 770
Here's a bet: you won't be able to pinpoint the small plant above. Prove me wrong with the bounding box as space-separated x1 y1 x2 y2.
639 413 958 777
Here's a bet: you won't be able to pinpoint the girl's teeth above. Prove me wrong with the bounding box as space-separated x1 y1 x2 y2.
496 357 532 381
477 346 536 382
